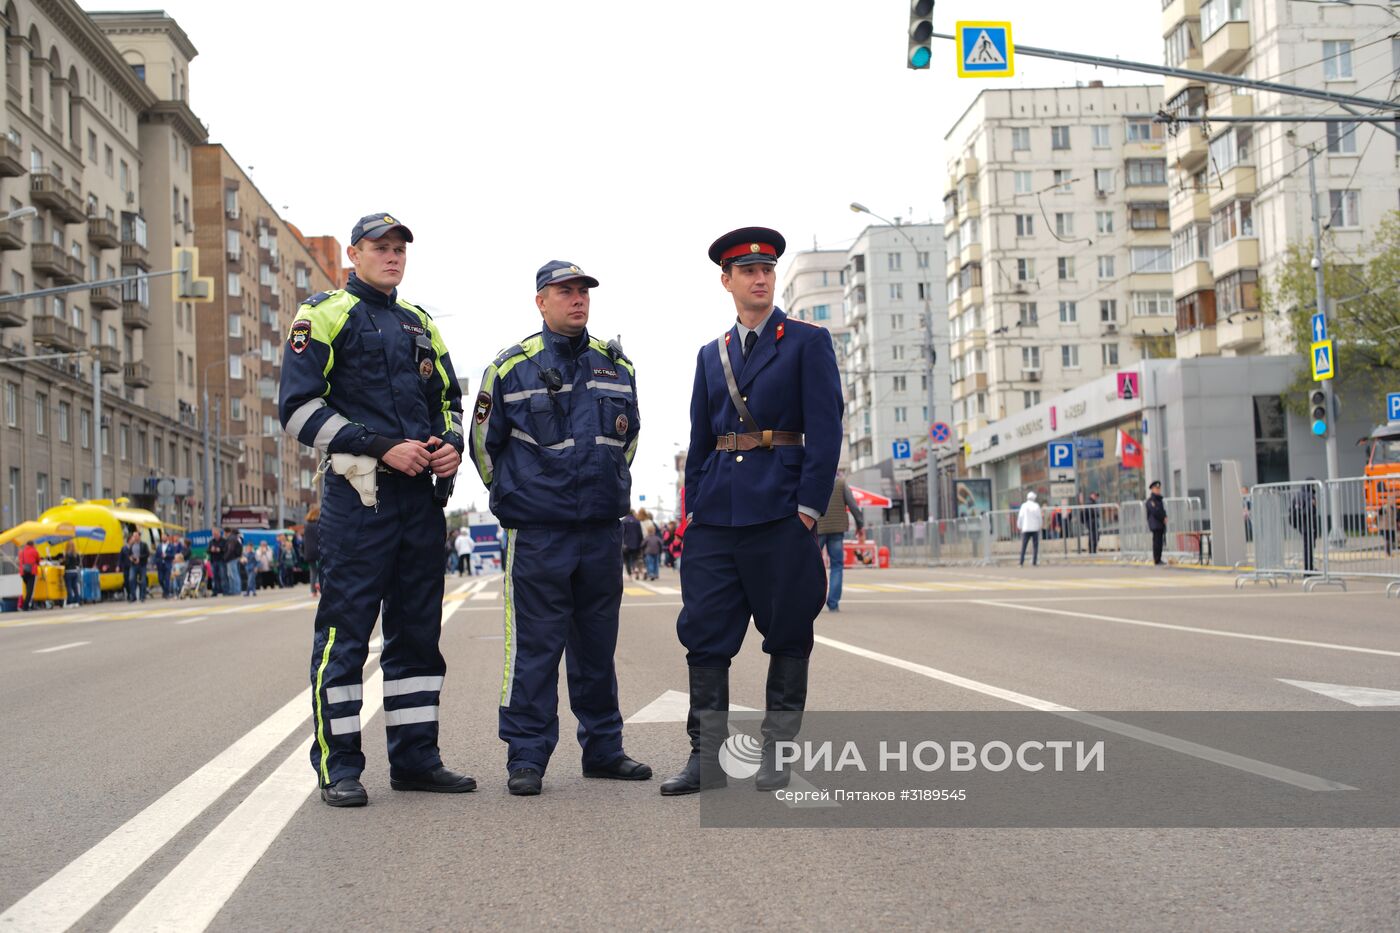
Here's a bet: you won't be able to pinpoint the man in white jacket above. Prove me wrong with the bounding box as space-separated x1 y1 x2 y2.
1017 492 1043 566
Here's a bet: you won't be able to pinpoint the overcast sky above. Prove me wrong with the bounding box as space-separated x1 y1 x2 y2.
83 0 1161 516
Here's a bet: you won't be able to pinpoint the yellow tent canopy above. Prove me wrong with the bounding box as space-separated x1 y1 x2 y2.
0 520 77 547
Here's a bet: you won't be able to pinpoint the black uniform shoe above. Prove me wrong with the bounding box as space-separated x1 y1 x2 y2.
388 766 477 794
320 777 368 808
660 667 730 796
583 755 653 780
508 767 543 796
754 655 810 792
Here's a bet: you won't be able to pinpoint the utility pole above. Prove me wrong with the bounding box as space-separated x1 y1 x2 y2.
91 355 103 498
202 383 211 529
213 395 222 527
1307 150 1343 542
276 428 285 529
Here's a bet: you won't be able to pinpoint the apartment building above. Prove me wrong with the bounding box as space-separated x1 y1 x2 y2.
942 84 1172 444
193 143 337 524
0 0 219 528
1160 0 1399 357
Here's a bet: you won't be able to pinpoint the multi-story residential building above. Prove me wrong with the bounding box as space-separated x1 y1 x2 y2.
1160 0 1399 357
781 248 852 467
193 143 336 525
840 222 950 518
0 1 221 528
943 84 1172 444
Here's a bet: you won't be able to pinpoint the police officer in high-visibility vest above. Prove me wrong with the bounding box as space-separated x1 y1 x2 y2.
279 213 476 807
469 260 651 796
660 227 842 796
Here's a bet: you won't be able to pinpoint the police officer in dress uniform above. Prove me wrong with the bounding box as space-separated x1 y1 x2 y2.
469 260 652 796
660 227 843 796
279 213 476 807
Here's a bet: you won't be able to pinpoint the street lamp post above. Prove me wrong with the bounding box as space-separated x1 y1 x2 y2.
850 202 941 530
203 351 258 530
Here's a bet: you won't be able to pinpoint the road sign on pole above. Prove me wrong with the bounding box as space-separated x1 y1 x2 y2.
956 22 1014 78
1048 441 1076 482
892 438 912 460
1388 392 1400 423
1311 340 1335 381
1311 313 1328 343
930 422 952 446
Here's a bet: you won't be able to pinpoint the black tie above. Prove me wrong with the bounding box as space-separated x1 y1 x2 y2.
743 330 758 358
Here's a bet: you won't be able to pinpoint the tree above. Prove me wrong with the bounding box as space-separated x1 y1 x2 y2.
1263 209 1400 415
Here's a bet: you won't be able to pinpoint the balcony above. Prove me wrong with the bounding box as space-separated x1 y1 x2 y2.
1217 314 1263 350
87 217 120 250
960 241 982 266
89 285 120 310
1161 0 1200 30
1209 92 1254 122
123 361 152 388
29 172 86 223
31 243 81 284
957 156 979 181
31 314 83 351
227 245 243 269
1213 237 1258 278
1202 20 1250 74
1208 164 1256 209
1174 260 1214 296
1167 123 1208 173
1170 187 1211 228
0 294 23 327
0 136 25 177
1021 368 1042 383
121 301 152 330
1175 326 1218 358
94 344 122 374
120 243 151 275
0 217 23 250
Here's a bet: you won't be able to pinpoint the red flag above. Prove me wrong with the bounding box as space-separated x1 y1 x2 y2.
1116 429 1143 469
849 485 893 508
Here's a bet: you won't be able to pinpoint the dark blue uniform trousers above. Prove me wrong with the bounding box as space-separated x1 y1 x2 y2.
309 471 447 786
677 516 827 668
500 523 625 775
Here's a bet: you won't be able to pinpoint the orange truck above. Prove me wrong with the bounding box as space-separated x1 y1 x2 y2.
1362 424 1400 533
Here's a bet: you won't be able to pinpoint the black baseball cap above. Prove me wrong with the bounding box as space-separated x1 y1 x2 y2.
535 260 599 291
351 213 414 246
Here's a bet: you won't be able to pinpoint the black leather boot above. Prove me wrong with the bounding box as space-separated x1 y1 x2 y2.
754 655 809 792
659 666 729 796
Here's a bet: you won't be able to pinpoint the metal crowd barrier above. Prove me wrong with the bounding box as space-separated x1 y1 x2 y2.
871 516 994 567
1235 480 1341 591
1316 476 1400 594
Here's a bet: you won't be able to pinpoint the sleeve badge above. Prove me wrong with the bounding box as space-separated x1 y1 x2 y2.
289 319 312 354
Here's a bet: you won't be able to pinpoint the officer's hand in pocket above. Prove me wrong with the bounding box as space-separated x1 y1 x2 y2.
798 512 816 531
383 440 432 476
426 436 461 478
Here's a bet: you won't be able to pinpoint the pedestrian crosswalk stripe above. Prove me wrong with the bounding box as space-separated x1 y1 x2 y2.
622 587 655 597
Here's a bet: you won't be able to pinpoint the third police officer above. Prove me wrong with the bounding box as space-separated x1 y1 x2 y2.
469 260 651 796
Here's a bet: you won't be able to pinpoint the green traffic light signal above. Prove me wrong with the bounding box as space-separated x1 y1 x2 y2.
1310 389 1328 437
908 0 934 70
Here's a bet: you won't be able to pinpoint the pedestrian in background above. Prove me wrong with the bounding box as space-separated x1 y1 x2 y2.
1291 482 1321 573
18 539 39 610
1086 491 1102 555
1146 480 1168 566
62 540 81 606
1017 492 1043 566
642 527 663 581
621 510 643 580
816 470 865 613
255 540 275 590
1380 498 1397 557
454 527 474 577
661 521 676 569
207 528 225 596
224 528 244 597
303 505 322 597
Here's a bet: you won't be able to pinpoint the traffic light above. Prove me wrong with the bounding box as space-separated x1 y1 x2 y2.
1310 388 1329 437
908 0 934 69
172 247 213 302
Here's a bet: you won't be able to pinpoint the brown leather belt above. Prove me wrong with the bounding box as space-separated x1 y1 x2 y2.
715 430 804 452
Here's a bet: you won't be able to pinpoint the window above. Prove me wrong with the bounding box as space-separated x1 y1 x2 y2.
1099 343 1118 368
1126 159 1167 186
58 401 70 442
888 252 902 272
4 383 15 427
1023 391 1042 407
1322 40 1353 81
119 159 129 192
1201 0 1246 37
1051 126 1071 150
1096 211 1115 234
6 468 16 521
1015 214 1034 237
1022 347 1041 369
1329 190 1360 228
80 410 91 449
1129 202 1170 231
893 375 907 392
1173 223 1212 268
1217 269 1259 317
1014 171 1033 195
1326 122 1358 154
917 251 929 269
230 355 244 379
1133 291 1176 317
1098 255 1115 279
101 422 109 456
890 313 905 330
229 314 242 337
34 393 46 436
86 130 96 162
1018 302 1038 326
1061 345 1080 369
1164 21 1197 68
1208 126 1253 173
1011 127 1030 151
1016 258 1035 282
1100 299 1118 322
231 397 244 421
1091 125 1110 149
1253 396 1289 485
1130 246 1172 274
894 407 908 423
1094 168 1115 194
119 425 129 461
1058 256 1075 280
1058 301 1077 323
959 216 980 246
1053 169 1072 193
889 282 903 301
1210 199 1255 247
228 272 241 296
60 478 71 500
812 304 830 322
1055 212 1074 237
1125 120 1161 143
892 345 905 361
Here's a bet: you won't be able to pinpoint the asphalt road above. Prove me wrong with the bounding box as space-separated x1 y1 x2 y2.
2 563 1398 931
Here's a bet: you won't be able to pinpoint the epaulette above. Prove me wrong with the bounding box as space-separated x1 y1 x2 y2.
412 302 432 318
493 343 528 367
302 290 339 308
788 316 824 329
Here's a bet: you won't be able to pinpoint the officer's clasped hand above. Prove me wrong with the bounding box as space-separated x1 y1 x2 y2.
426 435 461 478
382 439 434 476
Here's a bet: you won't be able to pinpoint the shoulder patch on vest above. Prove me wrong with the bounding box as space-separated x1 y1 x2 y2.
289 319 312 354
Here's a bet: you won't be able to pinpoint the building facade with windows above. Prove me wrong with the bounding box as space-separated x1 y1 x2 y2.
781 248 851 467
192 143 336 524
0 0 217 528
1160 0 1399 357
942 84 1173 446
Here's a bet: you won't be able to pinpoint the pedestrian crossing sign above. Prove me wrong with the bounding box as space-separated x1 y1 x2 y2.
1311 339 1335 381
956 21 1014 78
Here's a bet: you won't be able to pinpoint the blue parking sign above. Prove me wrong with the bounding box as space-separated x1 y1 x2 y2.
1388 393 1400 423
892 438 912 460
1048 441 1074 470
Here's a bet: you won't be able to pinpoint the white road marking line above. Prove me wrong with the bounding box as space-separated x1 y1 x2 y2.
1279 679 1400 707
813 634 1353 792
110 597 471 931
173 616 210 626
625 689 757 723
33 641 90 654
472 590 498 601
975 600 1400 659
